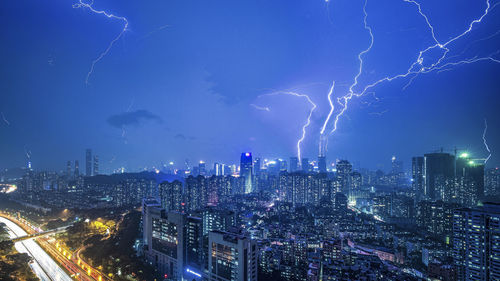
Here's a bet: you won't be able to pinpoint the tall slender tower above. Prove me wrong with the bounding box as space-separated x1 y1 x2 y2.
74 160 80 177
85 149 92 176
318 134 327 173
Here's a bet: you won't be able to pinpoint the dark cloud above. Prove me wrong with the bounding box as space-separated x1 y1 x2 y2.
107 110 162 128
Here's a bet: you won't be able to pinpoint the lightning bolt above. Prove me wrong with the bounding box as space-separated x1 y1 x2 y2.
73 0 129 85
1 112 10 126
256 91 317 162
483 118 492 164
322 0 374 139
320 81 336 135
321 0 500 153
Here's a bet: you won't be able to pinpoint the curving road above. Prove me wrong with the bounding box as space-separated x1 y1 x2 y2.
0 216 73 281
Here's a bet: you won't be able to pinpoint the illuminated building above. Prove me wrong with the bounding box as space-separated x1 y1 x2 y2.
336 160 352 195
208 229 257 281
456 155 484 207
240 152 253 193
485 168 500 196
144 208 188 280
424 152 455 200
412 156 424 201
158 180 183 212
202 207 236 235
142 198 161 248
453 202 500 281
199 161 207 176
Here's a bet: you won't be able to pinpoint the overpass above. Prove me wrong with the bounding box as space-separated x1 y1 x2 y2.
11 225 72 242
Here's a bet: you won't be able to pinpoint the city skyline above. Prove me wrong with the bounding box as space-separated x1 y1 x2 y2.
1 0 499 171
1 1 500 280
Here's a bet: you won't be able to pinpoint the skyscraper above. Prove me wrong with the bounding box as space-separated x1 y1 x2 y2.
412 156 424 201
336 160 352 195
85 149 92 176
318 156 327 173
289 157 298 172
456 155 484 206
240 152 253 193
254 158 261 176
93 155 99 176
453 202 500 280
485 168 500 196
74 160 80 177
208 229 258 281
66 161 72 178
199 161 207 176
424 152 455 200
301 158 311 173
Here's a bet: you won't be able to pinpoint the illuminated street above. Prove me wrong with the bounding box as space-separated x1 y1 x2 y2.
0 216 73 281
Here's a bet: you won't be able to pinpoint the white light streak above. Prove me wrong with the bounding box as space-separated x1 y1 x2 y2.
257 91 317 162
321 0 500 154
73 0 129 84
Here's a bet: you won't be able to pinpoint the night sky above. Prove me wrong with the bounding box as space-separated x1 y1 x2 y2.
1 0 499 173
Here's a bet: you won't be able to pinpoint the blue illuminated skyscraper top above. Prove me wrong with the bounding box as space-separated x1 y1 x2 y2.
240 152 253 193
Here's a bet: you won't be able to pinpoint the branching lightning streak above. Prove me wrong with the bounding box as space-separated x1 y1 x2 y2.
324 0 373 137
322 0 500 152
483 118 491 164
73 0 129 84
257 92 317 162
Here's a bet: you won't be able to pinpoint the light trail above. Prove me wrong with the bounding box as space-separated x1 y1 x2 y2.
256 91 317 162
73 0 129 84
321 0 500 152
0 217 73 281
483 118 491 164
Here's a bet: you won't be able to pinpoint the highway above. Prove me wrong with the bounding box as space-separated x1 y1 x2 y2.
0 216 73 281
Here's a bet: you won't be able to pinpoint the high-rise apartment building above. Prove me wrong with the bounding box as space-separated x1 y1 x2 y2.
208 229 258 281
412 156 424 201
424 152 455 200
453 202 500 281
336 160 352 195
159 180 183 212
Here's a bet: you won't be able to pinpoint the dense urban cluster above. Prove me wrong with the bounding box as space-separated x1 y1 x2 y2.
1 149 500 281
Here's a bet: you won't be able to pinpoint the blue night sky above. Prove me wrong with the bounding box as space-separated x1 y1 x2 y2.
1 0 499 173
